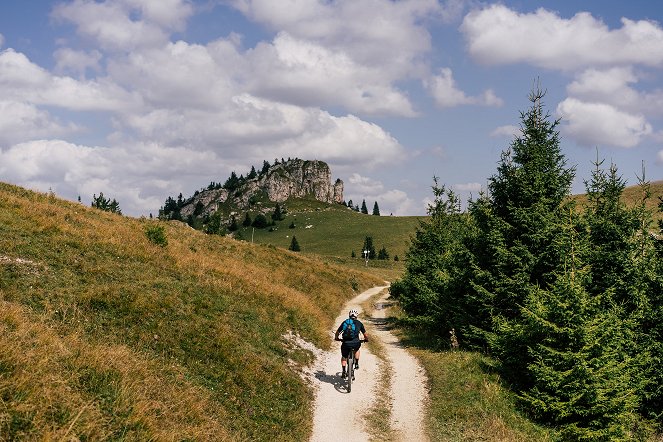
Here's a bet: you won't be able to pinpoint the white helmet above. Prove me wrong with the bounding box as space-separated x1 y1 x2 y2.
349 309 359 318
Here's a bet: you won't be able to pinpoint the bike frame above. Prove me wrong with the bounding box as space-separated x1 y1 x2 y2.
347 348 356 392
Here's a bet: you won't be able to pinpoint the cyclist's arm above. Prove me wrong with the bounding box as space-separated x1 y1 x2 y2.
334 325 343 341
360 325 369 342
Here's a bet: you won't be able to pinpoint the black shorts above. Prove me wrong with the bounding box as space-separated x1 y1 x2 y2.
340 341 361 358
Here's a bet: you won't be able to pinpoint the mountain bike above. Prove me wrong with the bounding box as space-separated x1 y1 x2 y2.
337 339 367 393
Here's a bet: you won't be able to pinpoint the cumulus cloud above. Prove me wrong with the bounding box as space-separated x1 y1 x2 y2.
228 0 452 115
461 4 663 70
557 98 653 148
246 32 416 116
567 67 663 116
0 49 138 111
344 174 418 215
54 48 102 77
51 0 193 51
490 124 520 138
0 139 219 215
454 182 482 192
0 101 79 146
425 68 502 107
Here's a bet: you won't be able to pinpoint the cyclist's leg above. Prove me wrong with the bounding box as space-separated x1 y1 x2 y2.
340 343 350 376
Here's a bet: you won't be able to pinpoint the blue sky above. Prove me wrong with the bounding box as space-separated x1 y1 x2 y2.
1 0 662 216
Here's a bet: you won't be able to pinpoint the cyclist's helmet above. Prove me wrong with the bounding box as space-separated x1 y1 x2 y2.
349 309 359 318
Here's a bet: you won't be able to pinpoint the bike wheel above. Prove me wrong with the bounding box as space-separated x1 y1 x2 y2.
347 352 354 392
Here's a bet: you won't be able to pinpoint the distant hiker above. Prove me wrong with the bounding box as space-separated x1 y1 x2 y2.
334 309 368 378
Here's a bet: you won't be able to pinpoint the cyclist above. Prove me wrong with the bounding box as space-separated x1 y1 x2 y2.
334 309 368 379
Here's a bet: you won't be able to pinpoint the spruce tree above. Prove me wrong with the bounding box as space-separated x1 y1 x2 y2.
361 236 376 259
377 246 389 260
289 236 301 252
516 271 638 440
372 201 380 216
391 180 476 342
361 200 369 214
469 85 576 381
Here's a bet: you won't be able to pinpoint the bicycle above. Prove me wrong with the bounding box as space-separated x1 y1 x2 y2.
337 339 367 392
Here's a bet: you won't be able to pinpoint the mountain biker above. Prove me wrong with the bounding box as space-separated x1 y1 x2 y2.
334 309 368 379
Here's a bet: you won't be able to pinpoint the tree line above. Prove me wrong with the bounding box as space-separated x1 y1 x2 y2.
391 87 663 439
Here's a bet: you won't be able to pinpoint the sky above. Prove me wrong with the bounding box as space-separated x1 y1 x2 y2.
1 0 662 217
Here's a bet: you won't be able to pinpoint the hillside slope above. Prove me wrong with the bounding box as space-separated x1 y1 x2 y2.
0 182 384 441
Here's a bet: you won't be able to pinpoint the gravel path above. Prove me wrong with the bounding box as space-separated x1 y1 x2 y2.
309 286 429 442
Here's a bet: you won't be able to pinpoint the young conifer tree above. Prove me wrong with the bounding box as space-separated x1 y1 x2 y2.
372 201 380 216
471 84 575 380
289 236 301 252
512 208 638 439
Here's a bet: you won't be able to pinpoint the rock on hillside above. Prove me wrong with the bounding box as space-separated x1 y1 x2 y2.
180 159 344 218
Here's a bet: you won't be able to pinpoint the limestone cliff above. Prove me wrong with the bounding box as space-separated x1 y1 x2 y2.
179 159 343 218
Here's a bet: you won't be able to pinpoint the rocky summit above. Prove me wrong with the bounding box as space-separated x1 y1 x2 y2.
179 159 344 218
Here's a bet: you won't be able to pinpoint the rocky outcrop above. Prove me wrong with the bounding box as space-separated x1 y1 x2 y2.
180 159 343 218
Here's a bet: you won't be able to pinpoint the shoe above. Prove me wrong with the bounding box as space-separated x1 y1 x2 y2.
341 371 347 379
354 361 359 370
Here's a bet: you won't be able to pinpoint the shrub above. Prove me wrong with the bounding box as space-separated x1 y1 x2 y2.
144 224 168 247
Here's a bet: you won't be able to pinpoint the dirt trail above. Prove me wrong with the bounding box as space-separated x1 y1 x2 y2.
309 286 428 442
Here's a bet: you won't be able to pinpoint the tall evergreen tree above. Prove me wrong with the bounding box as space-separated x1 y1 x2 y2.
361 200 369 214
361 236 376 259
391 179 477 343
372 201 380 216
469 85 576 381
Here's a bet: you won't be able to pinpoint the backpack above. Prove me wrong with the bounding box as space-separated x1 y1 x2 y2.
341 318 357 341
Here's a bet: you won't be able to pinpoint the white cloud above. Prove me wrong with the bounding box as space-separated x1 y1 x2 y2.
348 173 385 194
0 139 219 215
454 182 482 192
557 98 652 148
377 189 417 216
54 48 102 77
51 0 193 51
228 0 454 115
231 0 439 69
425 68 502 107
490 125 519 138
0 49 138 111
246 32 416 116
461 4 663 70
0 101 79 146
567 67 663 116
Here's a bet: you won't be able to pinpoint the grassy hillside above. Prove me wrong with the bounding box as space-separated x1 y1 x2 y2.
570 179 663 220
238 198 424 261
0 182 384 441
